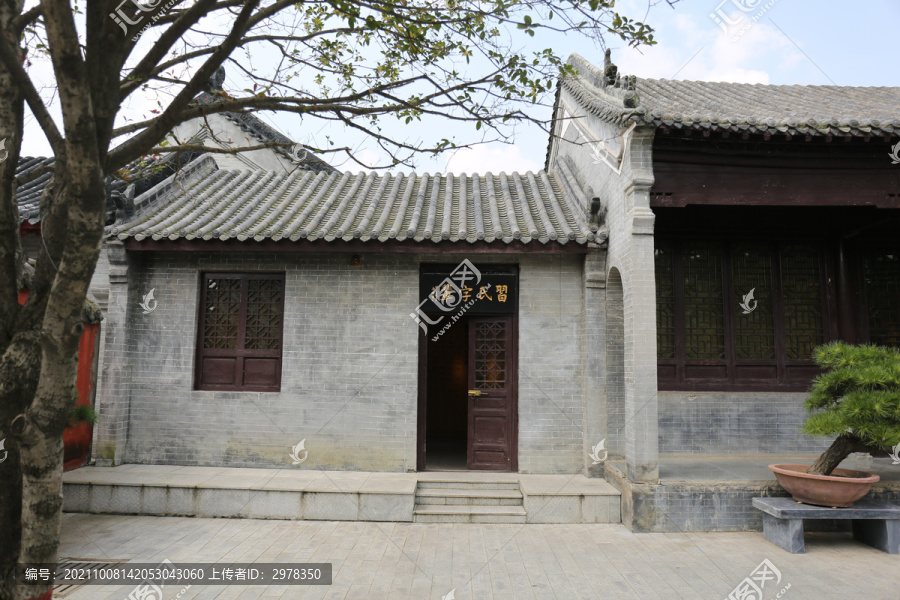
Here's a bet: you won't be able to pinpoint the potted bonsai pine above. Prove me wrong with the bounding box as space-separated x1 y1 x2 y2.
769 341 900 507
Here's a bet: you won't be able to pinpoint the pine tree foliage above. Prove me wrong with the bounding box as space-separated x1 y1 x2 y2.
802 341 900 451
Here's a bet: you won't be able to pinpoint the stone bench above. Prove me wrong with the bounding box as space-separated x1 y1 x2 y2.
753 497 900 554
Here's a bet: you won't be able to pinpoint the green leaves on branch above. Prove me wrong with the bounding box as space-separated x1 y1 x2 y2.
280 0 656 162
516 14 536 37
802 342 900 451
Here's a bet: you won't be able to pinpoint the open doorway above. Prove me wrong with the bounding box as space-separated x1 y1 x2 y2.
416 263 519 472
424 317 469 470
418 314 518 472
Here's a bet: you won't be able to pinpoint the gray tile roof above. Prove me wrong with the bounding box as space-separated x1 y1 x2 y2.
194 91 336 175
110 155 602 245
16 149 206 226
18 70 336 226
564 53 900 138
16 156 56 224
196 68 336 174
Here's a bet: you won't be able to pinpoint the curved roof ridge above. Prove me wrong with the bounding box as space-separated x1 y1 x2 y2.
560 52 900 138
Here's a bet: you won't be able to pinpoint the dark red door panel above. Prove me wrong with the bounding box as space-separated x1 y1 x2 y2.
468 317 516 471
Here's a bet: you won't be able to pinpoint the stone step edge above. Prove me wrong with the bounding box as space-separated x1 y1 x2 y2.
413 516 527 523
415 488 523 499
417 482 521 489
413 505 527 516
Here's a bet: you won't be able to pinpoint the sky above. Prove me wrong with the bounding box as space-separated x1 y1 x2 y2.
424 0 900 175
17 0 900 175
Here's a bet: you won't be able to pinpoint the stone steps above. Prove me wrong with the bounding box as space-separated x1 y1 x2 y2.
416 488 523 506
413 479 525 523
63 466 622 524
413 504 527 524
418 481 520 490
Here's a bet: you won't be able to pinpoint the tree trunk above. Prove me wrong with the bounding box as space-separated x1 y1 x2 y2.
0 3 32 597
808 434 868 476
12 173 104 600
0 164 67 600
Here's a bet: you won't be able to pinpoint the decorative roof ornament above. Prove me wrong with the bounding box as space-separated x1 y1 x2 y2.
598 50 640 108
208 66 226 92
602 49 617 89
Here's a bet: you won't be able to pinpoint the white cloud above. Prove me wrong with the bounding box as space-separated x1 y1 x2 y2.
442 143 543 175
612 9 802 85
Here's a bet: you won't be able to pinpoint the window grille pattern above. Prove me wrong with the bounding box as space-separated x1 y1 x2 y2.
731 243 775 360
682 242 725 360
475 321 506 389
655 243 676 359
781 244 824 359
196 273 285 391
245 279 284 351
656 238 827 389
864 247 900 348
203 278 241 349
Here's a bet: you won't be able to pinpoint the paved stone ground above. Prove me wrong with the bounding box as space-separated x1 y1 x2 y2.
59 513 898 600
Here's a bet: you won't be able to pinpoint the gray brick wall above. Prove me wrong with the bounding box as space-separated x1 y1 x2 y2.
605 268 625 459
517 254 585 473
123 252 419 470
96 250 587 473
550 90 660 483
659 391 832 455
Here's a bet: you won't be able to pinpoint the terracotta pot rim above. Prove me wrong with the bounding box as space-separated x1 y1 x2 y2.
768 463 880 484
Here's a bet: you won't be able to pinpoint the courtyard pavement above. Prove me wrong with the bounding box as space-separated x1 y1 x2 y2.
58 513 899 600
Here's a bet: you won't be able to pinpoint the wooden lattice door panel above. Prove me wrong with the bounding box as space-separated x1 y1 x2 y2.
196 273 285 391
862 245 900 348
467 317 516 471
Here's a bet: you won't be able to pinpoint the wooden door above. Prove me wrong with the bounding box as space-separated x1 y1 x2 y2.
467 317 516 471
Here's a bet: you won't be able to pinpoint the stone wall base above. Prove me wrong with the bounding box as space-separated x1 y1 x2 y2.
604 462 900 533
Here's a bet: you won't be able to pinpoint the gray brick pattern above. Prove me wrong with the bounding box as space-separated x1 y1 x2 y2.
659 392 832 455
550 90 660 483
517 255 585 474
121 252 419 470
94 250 588 473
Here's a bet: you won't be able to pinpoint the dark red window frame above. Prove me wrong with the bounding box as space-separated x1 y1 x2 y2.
656 237 835 391
195 272 285 392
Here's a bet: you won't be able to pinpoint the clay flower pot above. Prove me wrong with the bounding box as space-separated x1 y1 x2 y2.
769 464 880 508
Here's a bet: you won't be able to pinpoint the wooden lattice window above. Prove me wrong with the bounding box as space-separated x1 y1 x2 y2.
474 321 508 389
195 273 285 391
656 239 829 390
862 245 900 348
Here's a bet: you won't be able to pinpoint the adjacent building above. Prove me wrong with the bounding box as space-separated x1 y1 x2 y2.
22 55 900 530
546 50 900 529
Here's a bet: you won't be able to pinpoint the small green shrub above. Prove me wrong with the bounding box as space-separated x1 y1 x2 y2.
68 404 99 426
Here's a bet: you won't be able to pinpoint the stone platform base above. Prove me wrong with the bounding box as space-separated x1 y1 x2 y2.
63 465 620 524
605 455 900 533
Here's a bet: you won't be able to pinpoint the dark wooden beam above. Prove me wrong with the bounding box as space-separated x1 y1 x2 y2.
650 162 900 208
